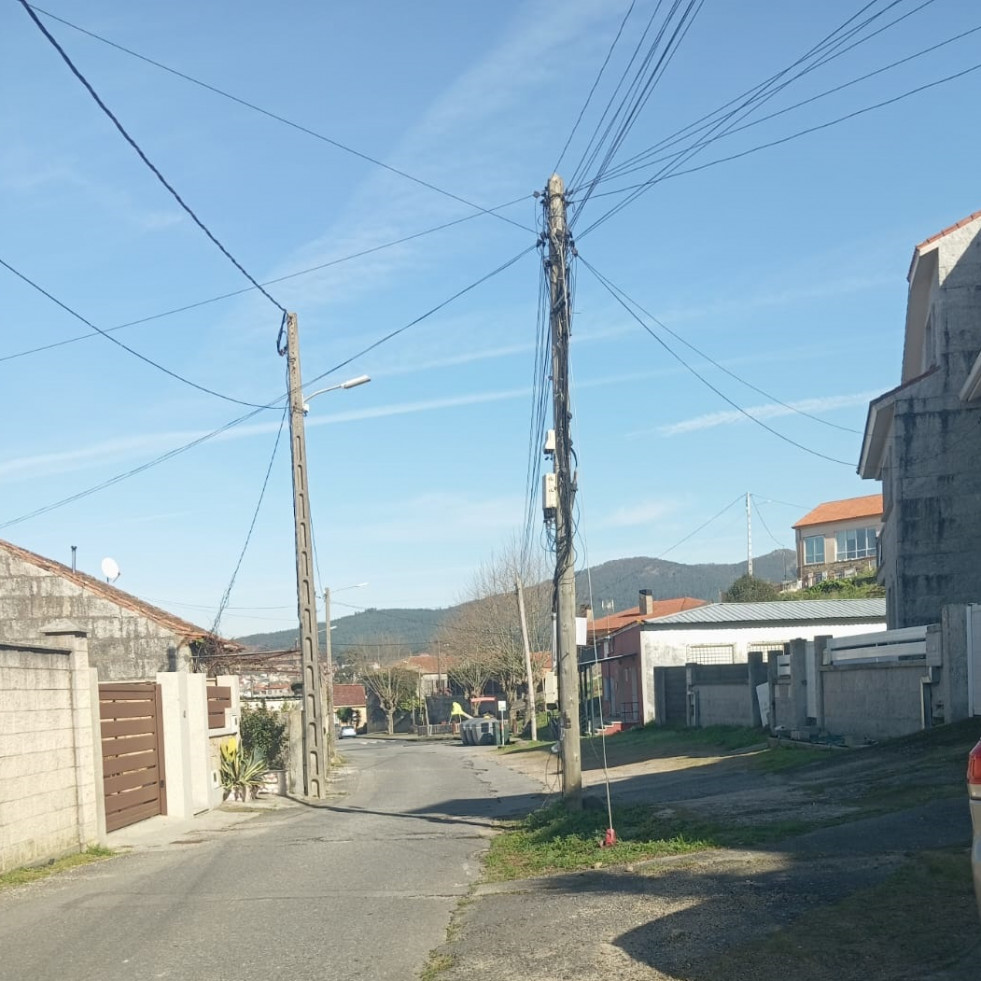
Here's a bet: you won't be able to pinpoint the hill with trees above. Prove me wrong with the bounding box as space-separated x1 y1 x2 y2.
234 548 796 652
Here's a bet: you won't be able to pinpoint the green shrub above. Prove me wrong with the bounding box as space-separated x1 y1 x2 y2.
240 704 288 769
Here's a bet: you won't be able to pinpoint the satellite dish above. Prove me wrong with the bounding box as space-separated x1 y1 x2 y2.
101 557 120 583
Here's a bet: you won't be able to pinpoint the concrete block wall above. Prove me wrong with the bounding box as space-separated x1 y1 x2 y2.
0 549 192 681
820 662 927 743
0 627 102 873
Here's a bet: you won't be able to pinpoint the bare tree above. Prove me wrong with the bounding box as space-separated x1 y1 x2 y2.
438 541 551 730
352 636 419 735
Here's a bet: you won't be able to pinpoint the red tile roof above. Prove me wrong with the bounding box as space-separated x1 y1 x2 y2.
909 209 981 279
333 683 366 706
914 208 981 252
793 494 883 529
588 597 707 639
397 653 446 674
0 538 231 644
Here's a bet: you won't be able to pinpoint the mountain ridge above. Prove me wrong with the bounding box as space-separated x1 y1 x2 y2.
235 549 796 652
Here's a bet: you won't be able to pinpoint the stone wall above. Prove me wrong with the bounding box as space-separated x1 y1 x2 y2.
880 222 981 628
0 549 193 680
0 627 103 873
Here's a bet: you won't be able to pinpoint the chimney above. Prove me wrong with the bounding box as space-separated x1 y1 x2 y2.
579 603 593 621
639 589 655 615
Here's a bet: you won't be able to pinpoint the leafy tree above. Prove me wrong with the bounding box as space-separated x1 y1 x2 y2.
239 704 288 769
722 574 780 603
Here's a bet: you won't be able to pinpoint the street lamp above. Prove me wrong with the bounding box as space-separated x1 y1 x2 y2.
284 310 371 798
303 375 370 414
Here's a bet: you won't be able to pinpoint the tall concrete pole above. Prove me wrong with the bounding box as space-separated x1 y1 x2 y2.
323 586 336 765
546 173 581 807
515 575 538 743
285 312 328 799
747 492 754 578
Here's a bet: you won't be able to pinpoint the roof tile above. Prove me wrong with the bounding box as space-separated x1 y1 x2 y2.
792 494 883 529
0 537 230 644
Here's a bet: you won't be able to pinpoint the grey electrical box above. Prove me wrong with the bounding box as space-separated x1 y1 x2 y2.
542 473 557 514
544 429 556 455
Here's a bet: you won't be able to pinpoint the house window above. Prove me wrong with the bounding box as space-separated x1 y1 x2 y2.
686 644 735 665
803 535 825 565
835 526 877 561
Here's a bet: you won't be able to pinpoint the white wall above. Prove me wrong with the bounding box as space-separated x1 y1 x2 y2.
640 619 885 722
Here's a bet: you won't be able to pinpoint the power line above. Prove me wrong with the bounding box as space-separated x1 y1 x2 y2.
0 257 270 409
18 0 286 316
580 58 981 238
0 405 267 532
554 0 637 174
571 0 706 221
299 243 537 391
593 17 979 188
29 4 534 235
752 496 791 552
211 402 289 635
0 243 537 528
580 256 855 466
588 0 938 190
570 259 861 435
575 0 938 235
0 194 530 366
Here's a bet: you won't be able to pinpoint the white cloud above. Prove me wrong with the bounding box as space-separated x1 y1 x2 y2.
597 499 676 528
655 391 879 437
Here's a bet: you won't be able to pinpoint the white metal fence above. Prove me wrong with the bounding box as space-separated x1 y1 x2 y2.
827 626 928 664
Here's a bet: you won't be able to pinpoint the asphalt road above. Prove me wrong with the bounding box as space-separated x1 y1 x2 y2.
0 739 544 981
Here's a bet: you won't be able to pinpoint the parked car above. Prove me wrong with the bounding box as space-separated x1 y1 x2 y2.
339 725 357 739
969 737 981 918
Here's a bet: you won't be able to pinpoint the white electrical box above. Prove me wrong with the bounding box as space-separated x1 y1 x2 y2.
542 473 557 513
544 429 556 455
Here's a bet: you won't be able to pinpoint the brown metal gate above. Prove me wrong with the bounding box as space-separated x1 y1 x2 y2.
99 683 167 832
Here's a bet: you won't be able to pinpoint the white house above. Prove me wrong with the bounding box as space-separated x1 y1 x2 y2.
639 599 887 723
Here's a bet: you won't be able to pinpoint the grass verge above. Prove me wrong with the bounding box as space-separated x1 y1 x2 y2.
0 846 114 892
698 849 980 981
484 800 714 880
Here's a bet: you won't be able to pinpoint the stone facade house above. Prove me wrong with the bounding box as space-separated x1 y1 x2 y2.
859 209 981 627
0 538 233 680
792 494 883 588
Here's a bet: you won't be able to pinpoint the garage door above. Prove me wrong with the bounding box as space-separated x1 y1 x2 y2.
99 683 167 832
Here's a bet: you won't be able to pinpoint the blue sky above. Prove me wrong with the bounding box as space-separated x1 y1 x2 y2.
2 0 979 638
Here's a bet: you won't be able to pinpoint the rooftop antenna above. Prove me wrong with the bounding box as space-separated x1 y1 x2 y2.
100 557 120 583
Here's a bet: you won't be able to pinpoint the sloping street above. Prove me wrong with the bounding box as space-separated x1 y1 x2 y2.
0 740 542 981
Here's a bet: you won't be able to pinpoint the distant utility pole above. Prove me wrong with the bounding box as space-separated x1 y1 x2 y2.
323 586 336 766
515 575 537 743
285 312 328 799
545 173 582 807
746 492 754 578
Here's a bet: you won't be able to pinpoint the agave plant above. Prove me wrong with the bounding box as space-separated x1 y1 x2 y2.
219 737 267 801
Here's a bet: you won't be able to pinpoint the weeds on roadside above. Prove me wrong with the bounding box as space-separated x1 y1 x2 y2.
0 846 114 891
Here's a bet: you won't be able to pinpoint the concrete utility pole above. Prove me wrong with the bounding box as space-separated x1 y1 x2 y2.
323 586 336 765
546 173 582 806
515 575 538 743
747 492 754 578
285 312 328 799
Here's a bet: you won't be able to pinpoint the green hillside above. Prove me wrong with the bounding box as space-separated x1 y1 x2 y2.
234 549 796 651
